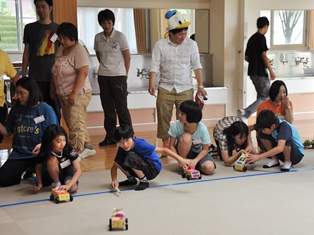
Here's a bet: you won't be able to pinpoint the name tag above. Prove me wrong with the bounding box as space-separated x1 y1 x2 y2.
60 159 71 169
61 61 69 67
50 33 58 42
192 139 202 145
34 115 45 124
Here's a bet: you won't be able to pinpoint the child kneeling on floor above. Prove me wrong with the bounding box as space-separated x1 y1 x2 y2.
111 125 192 191
34 124 82 193
247 110 304 171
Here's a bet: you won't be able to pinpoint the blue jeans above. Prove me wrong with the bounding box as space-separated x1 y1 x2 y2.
244 76 270 118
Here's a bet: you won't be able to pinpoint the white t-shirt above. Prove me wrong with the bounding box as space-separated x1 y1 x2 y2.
94 29 129 76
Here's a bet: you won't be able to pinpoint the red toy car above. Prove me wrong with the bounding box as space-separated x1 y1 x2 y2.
195 93 207 110
182 166 202 180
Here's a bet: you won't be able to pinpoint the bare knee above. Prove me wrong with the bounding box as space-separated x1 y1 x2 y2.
201 162 215 175
178 133 192 145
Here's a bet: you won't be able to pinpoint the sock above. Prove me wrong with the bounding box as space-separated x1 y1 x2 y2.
265 159 279 167
119 176 137 186
135 176 149 191
282 161 292 170
54 181 61 189
84 144 94 150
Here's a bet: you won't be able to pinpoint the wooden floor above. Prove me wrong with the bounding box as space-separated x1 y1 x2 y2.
1 118 314 172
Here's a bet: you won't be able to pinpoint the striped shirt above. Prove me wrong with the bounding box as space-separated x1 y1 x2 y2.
213 116 241 150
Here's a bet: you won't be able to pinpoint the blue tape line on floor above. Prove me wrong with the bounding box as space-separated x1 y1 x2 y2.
1 167 313 208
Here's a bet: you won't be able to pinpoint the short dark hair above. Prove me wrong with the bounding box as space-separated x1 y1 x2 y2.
179 100 202 123
34 0 53 7
114 125 134 142
38 124 69 161
257 16 269 29
16 76 42 109
169 27 188 35
57 22 78 42
223 120 248 151
98 9 115 25
256 110 279 129
269 80 288 101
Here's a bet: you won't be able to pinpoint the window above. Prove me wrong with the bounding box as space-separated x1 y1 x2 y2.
0 0 36 51
77 7 138 54
77 7 196 55
261 10 308 50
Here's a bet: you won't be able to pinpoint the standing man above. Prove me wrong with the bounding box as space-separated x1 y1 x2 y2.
22 0 60 120
238 16 276 120
149 10 206 152
0 49 19 143
94 9 132 147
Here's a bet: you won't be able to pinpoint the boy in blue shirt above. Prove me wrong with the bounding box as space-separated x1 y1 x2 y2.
247 110 304 171
110 125 192 191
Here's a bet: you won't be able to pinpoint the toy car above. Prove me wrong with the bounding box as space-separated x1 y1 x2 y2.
233 153 248 172
182 166 202 180
50 188 73 203
195 93 207 110
109 209 128 231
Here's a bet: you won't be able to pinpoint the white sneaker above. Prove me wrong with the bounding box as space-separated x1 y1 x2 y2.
79 148 96 159
237 109 245 117
237 109 246 121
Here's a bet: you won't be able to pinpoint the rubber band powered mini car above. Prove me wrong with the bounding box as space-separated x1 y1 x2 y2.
182 166 202 180
233 153 248 172
195 93 208 110
109 209 128 231
50 188 73 203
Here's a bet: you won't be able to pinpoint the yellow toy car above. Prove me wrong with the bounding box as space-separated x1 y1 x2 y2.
233 153 249 172
109 209 128 231
50 188 73 203
182 166 202 180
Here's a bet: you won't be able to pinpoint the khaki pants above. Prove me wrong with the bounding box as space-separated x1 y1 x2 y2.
59 92 92 152
156 87 193 139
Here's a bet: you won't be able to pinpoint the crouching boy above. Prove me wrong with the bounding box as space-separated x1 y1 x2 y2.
110 125 192 191
247 110 304 171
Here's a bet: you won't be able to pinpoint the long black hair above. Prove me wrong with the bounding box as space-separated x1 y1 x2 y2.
223 121 248 151
38 124 70 160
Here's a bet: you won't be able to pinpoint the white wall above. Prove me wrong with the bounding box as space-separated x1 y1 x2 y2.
243 0 314 115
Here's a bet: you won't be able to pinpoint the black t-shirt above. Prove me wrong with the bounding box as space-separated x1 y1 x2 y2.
245 32 268 77
36 145 78 166
23 21 59 82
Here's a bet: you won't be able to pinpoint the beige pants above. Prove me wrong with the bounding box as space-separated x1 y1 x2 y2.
156 87 193 139
59 92 92 152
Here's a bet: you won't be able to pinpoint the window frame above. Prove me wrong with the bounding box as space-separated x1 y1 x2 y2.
0 0 36 53
266 10 308 51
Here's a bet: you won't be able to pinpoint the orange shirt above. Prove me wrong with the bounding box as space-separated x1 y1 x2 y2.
257 99 293 120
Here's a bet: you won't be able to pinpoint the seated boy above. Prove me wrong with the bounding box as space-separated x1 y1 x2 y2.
247 110 304 171
110 125 192 191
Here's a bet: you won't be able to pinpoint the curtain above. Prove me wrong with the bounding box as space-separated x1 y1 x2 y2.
133 9 147 54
